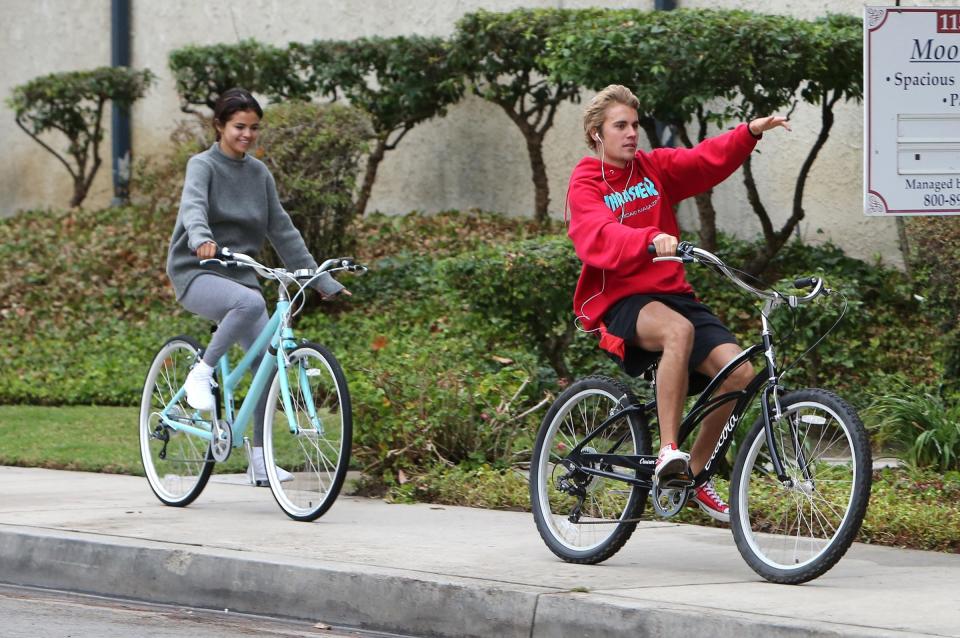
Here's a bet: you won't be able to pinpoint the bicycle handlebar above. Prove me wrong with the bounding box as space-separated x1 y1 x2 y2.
199 248 368 281
646 241 827 307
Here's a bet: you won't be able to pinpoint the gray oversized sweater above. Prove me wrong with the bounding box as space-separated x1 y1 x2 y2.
166 142 344 301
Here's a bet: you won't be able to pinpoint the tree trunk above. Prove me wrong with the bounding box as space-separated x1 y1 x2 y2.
693 192 718 251
70 177 87 208
676 122 718 251
544 326 574 381
525 132 550 225
355 137 387 217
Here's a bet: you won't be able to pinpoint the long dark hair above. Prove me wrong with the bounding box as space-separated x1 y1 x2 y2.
212 88 263 141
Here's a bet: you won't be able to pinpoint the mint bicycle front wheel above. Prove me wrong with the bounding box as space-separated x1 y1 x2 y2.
139 335 214 506
263 342 352 521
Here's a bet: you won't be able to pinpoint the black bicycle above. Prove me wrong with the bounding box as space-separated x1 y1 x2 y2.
530 242 871 584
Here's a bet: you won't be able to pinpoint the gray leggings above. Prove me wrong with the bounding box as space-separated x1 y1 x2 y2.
181 274 269 446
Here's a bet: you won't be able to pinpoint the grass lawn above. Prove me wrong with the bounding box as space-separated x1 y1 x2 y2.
0 405 249 475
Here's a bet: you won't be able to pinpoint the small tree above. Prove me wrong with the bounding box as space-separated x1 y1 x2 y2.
257 101 372 260
8 66 155 208
169 39 304 115
452 9 592 225
739 14 862 276
292 36 464 217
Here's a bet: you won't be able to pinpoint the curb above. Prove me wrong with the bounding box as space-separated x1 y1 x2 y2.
0 525 911 638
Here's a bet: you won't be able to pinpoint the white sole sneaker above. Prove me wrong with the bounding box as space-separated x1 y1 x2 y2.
184 367 215 411
654 449 690 484
249 447 294 486
691 498 730 523
252 469 295 487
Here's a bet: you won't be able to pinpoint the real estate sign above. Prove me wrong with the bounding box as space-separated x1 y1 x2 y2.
865 6 960 215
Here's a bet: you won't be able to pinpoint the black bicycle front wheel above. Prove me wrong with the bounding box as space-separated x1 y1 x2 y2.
530 376 652 564
730 388 871 584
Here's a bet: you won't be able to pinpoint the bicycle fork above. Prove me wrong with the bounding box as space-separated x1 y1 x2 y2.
275 335 324 436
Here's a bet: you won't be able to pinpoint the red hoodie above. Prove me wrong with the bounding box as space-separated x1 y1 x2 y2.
567 124 758 352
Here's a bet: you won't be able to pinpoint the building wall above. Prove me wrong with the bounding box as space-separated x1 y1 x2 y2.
0 0 909 267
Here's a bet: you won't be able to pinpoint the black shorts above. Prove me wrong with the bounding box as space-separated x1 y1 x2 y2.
603 293 738 394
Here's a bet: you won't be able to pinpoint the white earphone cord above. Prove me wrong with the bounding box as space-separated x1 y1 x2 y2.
574 133 634 334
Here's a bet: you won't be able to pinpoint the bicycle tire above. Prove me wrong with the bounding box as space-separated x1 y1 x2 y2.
262 342 352 521
530 375 652 564
730 388 872 584
139 335 214 507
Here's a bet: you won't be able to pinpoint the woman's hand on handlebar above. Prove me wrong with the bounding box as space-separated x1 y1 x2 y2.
322 288 352 300
651 233 678 258
196 241 218 260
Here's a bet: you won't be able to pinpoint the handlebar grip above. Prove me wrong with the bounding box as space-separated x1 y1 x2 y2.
191 246 232 258
793 277 817 289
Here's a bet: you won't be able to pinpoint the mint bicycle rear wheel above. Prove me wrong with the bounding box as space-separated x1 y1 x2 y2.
263 342 352 522
139 336 214 506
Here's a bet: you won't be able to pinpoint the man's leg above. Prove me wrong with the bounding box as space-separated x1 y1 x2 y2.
633 302 694 449
688 343 755 473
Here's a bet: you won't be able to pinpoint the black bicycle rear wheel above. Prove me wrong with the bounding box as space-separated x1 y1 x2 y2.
530 376 652 564
730 388 871 584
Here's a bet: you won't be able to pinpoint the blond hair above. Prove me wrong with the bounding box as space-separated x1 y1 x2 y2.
582 84 640 151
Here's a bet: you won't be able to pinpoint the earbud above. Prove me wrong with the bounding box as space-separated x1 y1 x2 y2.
593 132 601 142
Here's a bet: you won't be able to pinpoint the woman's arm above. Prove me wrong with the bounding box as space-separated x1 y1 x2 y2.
178 157 216 251
264 173 345 297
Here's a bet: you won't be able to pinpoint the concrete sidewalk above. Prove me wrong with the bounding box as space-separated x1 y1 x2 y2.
0 466 957 637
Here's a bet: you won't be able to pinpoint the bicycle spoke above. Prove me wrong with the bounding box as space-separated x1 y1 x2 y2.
264 346 351 521
140 339 212 507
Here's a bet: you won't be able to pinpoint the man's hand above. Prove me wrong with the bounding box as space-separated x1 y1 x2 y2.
197 242 218 260
652 233 678 258
748 115 791 137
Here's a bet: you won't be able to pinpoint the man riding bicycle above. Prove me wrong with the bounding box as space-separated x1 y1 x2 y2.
566 84 789 522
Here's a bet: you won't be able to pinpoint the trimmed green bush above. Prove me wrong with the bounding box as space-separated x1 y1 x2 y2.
7 66 155 207
291 35 465 216
168 40 302 113
441 236 582 379
258 101 372 260
452 8 595 223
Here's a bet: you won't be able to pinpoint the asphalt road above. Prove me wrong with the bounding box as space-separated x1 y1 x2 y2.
0 584 417 638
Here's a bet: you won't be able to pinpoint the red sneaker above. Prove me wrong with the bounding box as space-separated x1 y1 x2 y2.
691 479 730 523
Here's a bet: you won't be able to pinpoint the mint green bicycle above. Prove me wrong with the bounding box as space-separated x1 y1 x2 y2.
138 249 365 521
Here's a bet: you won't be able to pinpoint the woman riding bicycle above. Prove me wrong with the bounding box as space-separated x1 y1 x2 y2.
166 87 347 484
566 84 789 522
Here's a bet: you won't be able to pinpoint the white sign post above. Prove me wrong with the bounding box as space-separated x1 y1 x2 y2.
865 6 960 215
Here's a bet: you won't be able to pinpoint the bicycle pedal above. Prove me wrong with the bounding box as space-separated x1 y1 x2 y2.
659 474 694 489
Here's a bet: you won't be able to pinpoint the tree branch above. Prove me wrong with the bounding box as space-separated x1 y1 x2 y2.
15 117 78 180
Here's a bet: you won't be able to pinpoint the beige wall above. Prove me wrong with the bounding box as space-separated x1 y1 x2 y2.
0 0 904 267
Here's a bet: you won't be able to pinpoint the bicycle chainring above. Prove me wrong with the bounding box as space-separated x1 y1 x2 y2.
210 419 232 462
651 482 690 518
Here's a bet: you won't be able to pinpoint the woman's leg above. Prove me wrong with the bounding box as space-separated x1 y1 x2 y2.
181 276 268 433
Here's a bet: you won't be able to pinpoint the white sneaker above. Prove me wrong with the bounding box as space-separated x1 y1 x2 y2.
655 443 690 484
249 446 294 487
184 361 215 411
